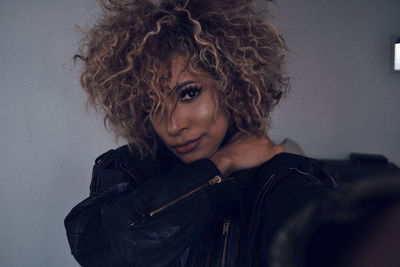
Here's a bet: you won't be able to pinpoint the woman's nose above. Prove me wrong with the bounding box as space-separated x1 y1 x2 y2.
166 105 189 136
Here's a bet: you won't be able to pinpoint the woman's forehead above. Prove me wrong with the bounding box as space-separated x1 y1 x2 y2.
160 56 208 91
169 56 194 81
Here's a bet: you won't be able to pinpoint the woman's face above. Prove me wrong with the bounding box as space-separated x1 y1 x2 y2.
151 57 230 163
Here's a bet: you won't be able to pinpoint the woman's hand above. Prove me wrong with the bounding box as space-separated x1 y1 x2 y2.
209 132 284 177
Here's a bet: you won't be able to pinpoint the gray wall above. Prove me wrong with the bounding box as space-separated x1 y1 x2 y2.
269 0 400 163
0 0 399 266
0 1 115 266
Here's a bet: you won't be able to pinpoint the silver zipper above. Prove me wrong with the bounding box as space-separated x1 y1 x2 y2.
149 176 233 217
221 218 231 267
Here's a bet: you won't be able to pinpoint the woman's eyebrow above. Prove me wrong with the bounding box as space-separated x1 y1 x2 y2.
172 80 198 92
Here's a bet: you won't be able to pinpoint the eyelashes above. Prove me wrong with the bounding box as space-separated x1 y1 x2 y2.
179 86 202 102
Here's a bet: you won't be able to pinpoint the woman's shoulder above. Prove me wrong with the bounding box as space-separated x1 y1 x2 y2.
257 152 337 189
89 145 155 195
93 145 140 165
93 144 158 172
265 152 323 169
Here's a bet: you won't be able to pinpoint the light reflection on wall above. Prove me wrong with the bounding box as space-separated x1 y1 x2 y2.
395 40 400 71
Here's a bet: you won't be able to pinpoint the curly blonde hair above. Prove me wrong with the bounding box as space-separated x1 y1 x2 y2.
75 0 289 157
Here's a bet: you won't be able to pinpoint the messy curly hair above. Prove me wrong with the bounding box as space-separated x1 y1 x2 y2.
76 0 289 157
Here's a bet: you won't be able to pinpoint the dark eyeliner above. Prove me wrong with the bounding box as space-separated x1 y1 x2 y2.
179 86 203 102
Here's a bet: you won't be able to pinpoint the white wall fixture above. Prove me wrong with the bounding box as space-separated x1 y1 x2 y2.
394 38 400 71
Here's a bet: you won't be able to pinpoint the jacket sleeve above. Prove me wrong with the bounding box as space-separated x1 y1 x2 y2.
64 151 238 267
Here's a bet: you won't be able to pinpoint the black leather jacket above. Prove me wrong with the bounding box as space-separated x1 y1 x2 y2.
64 145 336 267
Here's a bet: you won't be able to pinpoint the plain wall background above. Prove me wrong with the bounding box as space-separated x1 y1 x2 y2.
269 0 400 164
0 0 399 266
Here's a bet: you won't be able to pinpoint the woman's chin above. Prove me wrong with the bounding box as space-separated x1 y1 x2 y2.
176 149 217 164
177 153 203 163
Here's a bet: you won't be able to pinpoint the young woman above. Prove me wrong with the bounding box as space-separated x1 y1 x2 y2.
64 0 336 266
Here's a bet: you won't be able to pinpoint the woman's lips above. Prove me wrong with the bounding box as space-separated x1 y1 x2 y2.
173 136 202 154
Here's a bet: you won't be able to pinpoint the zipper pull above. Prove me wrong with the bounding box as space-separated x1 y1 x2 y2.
221 219 231 267
209 175 222 185
223 219 230 235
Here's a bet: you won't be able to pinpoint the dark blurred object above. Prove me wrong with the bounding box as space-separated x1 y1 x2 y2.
320 153 400 184
349 153 388 166
270 177 400 267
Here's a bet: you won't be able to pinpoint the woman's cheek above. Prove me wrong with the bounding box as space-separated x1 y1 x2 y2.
195 101 216 125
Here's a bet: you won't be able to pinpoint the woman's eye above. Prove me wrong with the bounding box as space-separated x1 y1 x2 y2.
179 86 202 102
